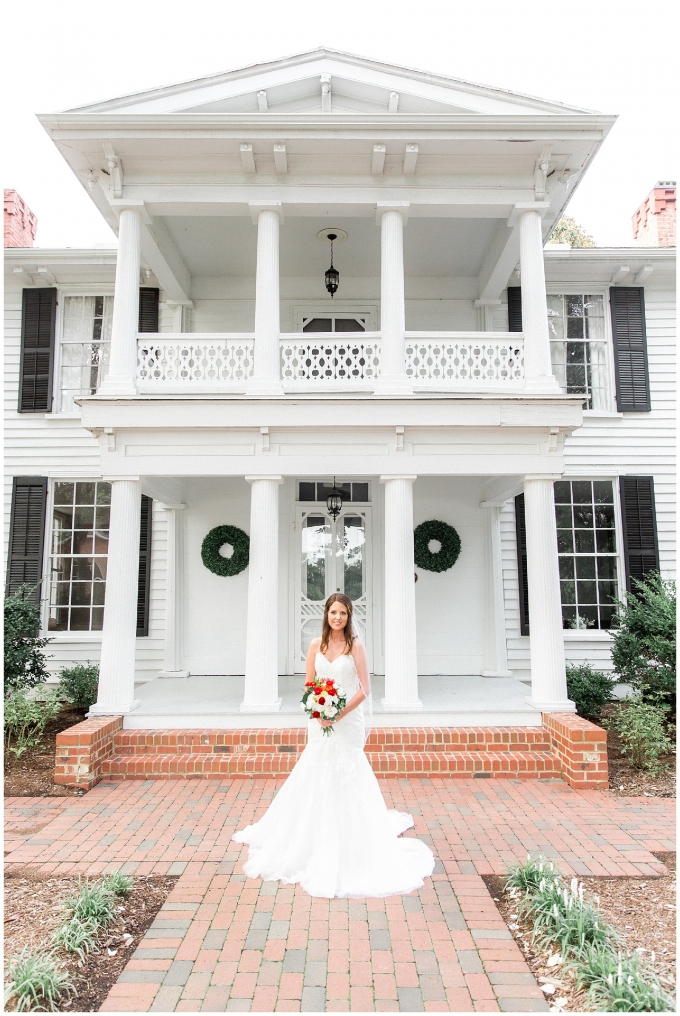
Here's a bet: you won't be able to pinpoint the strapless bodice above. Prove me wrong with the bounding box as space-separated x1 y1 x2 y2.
314 652 360 696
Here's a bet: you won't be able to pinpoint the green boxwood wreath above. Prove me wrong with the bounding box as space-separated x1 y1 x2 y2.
201 525 250 577
414 520 461 573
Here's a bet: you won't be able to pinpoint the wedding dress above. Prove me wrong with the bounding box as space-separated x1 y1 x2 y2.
232 652 434 898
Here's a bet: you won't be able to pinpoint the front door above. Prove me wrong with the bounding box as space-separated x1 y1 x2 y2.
295 506 371 672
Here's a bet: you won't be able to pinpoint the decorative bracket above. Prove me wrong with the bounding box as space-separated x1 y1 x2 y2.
103 143 123 198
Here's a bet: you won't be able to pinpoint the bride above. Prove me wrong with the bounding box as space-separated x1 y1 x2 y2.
232 593 434 898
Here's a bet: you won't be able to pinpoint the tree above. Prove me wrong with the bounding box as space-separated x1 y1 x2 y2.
611 573 676 708
4 586 52 696
548 216 595 247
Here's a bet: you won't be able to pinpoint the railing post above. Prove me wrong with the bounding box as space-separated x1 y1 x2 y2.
247 203 285 396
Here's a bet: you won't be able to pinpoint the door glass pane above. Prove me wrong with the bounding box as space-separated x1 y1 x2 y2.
334 318 365 332
303 318 333 332
302 517 329 601
342 517 365 600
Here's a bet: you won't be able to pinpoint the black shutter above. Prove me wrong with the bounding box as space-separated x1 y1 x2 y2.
610 287 651 412
6 477 48 603
136 495 152 636
619 477 659 589
507 287 523 332
138 288 159 333
514 493 529 635
19 288 57 412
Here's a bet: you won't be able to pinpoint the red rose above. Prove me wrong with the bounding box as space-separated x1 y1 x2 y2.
318 697 326 705
312 711 320 718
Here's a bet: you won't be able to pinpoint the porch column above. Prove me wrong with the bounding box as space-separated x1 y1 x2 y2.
241 476 283 712
247 203 285 396
90 478 142 714
99 208 142 396
523 475 574 711
158 503 188 678
375 203 412 395
481 503 511 677
380 475 422 711
517 207 560 392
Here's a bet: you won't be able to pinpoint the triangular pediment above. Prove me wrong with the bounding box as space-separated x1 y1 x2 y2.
65 48 595 117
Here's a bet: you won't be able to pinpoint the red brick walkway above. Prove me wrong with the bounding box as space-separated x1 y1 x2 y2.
5 779 674 1012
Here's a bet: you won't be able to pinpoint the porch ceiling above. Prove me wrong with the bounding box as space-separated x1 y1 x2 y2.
159 214 501 278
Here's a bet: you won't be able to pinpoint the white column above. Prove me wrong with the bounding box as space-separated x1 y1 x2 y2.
481 503 511 677
375 203 412 395
246 204 284 396
523 475 574 711
241 476 283 712
90 478 142 714
518 208 560 392
380 475 422 711
158 503 188 678
99 208 142 396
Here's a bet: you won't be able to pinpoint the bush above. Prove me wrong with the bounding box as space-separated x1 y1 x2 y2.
566 664 617 719
4 947 73 1011
572 945 673 1012
611 573 676 706
4 690 62 758
604 696 674 774
59 663 99 710
4 585 52 696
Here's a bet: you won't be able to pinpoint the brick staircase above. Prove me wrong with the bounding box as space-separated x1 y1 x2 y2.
100 726 561 780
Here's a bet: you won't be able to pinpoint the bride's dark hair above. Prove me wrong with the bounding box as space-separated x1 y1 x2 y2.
320 593 354 656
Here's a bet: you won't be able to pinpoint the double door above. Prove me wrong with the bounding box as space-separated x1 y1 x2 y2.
295 506 371 672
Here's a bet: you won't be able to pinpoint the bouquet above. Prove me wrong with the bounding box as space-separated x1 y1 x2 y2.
302 676 347 736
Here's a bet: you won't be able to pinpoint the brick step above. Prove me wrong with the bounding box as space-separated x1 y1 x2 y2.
113 726 551 755
101 749 560 780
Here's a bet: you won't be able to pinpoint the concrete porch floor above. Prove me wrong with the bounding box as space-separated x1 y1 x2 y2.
124 675 542 730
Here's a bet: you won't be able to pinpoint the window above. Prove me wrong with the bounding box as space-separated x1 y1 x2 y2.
298 481 369 502
302 316 366 332
48 481 110 631
554 480 619 630
547 295 609 410
60 296 112 411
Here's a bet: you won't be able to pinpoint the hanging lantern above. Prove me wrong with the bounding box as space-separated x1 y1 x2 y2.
326 477 343 520
325 234 339 298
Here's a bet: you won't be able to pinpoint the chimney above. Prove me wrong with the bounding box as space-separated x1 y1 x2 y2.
632 181 676 247
4 190 38 248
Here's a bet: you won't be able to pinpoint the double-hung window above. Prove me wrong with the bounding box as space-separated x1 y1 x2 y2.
547 295 609 410
554 479 619 630
48 481 110 631
59 296 112 411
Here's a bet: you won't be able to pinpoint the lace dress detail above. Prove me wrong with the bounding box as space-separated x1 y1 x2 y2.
232 653 434 898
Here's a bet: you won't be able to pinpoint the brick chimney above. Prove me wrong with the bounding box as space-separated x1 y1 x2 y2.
632 181 676 247
4 190 38 248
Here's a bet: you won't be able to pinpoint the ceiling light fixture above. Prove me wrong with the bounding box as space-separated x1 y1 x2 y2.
317 228 347 299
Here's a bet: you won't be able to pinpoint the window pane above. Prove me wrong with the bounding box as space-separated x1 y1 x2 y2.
573 506 593 529
92 580 106 606
302 517 329 601
303 318 333 332
93 557 108 581
54 482 74 505
593 481 614 504
566 317 585 339
596 529 616 553
566 296 583 316
343 517 365 600
575 530 595 553
557 530 574 553
597 557 617 580
95 506 110 530
75 481 96 504
352 482 369 502
572 481 592 504
96 483 111 505
74 506 95 529
598 581 617 604
577 580 597 603
575 557 596 579
334 318 365 332
559 557 574 580
299 482 316 501
91 608 104 631
70 582 92 606
561 580 576 603
72 532 94 555
69 607 91 631
555 505 573 528
554 481 571 503
594 504 615 528
72 558 94 581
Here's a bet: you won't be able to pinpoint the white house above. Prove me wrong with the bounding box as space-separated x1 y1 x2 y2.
4 50 675 750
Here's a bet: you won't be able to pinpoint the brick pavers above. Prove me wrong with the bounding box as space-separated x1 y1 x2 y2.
4 796 73 853
5 778 674 1011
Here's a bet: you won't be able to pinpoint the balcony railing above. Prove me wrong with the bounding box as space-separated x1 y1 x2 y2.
136 331 524 393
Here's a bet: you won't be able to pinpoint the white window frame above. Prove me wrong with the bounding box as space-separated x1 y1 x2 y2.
545 286 618 416
290 303 378 334
48 285 115 417
41 476 111 639
558 473 627 640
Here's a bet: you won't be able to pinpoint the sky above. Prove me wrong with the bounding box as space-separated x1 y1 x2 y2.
3 0 676 249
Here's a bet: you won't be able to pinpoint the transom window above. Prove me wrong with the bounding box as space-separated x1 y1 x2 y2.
48 481 110 631
547 295 609 410
298 481 370 502
554 480 618 630
60 296 112 411
302 316 366 332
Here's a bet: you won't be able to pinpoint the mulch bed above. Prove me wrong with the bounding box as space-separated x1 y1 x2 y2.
4 705 87 798
483 851 676 1012
600 704 676 798
4 867 178 1012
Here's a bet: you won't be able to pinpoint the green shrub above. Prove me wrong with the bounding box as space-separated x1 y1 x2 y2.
4 947 73 1011
572 945 673 1012
566 664 617 719
4 585 52 696
58 663 99 710
605 696 674 774
4 690 62 758
611 573 676 706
